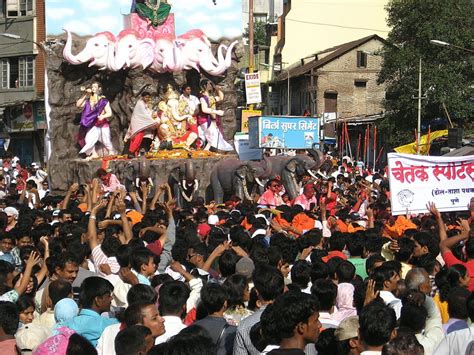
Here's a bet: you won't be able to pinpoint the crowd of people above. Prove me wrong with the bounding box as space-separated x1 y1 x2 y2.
0 153 472 355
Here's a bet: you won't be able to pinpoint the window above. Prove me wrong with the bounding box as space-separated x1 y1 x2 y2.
19 56 33 87
254 13 268 23
0 59 8 88
357 51 367 68
6 0 33 17
0 56 34 88
354 79 367 88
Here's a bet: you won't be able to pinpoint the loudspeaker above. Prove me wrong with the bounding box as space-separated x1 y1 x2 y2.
448 128 463 148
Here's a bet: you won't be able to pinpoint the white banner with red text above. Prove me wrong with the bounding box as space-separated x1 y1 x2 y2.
387 153 474 215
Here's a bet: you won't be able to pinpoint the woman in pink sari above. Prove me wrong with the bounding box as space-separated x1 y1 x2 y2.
333 283 357 323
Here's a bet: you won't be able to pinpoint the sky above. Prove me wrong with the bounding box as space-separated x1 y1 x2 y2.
45 0 243 40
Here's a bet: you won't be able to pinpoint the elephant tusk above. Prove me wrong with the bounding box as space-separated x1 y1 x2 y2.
194 179 199 192
307 169 318 179
181 190 193 202
255 177 264 187
317 170 328 180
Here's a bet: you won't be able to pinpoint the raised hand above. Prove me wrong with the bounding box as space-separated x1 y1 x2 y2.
364 279 379 306
99 264 112 275
212 241 231 256
116 199 126 214
300 246 314 260
366 207 374 219
25 251 41 270
388 239 400 253
170 260 185 274
98 220 109 230
426 201 441 219
92 199 108 212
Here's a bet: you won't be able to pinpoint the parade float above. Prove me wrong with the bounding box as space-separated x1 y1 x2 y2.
45 0 244 199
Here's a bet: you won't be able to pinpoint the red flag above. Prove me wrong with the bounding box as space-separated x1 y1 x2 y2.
375 146 384 165
357 133 361 161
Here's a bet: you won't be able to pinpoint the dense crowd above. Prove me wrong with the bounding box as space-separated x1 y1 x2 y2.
0 153 472 355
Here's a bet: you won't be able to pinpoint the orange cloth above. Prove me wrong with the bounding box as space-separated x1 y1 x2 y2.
383 216 417 238
274 215 291 229
322 250 348 263
336 219 348 233
126 210 143 225
241 217 252 231
77 203 88 213
291 213 316 235
347 224 364 233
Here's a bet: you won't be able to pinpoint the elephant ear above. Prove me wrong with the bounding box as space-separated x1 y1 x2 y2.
139 38 155 69
234 164 248 179
261 155 272 178
307 148 324 168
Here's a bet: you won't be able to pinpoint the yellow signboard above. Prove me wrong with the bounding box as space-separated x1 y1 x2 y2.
241 109 262 133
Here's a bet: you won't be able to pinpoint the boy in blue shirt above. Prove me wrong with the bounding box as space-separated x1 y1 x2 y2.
62 276 118 346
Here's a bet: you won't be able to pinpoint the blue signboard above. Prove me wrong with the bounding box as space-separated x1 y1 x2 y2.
248 116 320 149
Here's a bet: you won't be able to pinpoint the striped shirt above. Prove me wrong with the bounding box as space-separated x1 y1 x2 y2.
91 245 120 277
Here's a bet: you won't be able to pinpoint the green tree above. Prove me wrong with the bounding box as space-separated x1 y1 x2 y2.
243 21 267 47
378 0 474 147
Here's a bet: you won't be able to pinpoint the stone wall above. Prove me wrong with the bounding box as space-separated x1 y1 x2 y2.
315 40 386 118
44 35 243 192
64 156 231 202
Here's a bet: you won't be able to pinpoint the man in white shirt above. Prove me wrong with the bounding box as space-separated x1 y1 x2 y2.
154 281 189 344
405 268 443 354
372 264 402 319
180 84 200 115
434 293 474 355
359 303 397 355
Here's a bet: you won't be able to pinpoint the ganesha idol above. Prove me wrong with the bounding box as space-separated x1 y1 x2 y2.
156 86 198 150
62 28 238 76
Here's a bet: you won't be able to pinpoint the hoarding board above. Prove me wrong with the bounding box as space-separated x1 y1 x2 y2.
248 116 320 149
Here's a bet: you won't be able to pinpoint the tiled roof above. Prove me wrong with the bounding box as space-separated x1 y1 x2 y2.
276 34 387 81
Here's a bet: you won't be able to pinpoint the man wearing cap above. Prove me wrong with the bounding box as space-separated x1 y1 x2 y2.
334 316 360 354
4 206 18 231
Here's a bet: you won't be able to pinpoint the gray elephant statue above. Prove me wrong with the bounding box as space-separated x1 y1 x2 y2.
210 156 272 204
168 160 199 209
123 155 152 192
267 149 324 199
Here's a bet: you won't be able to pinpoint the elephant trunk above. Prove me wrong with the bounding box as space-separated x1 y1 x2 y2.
285 175 300 200
184 160 196 182
224 40 238 68
199 44 230 76
261 155 273 179
172 42 183 72
139 155 150 180
63 29 90 65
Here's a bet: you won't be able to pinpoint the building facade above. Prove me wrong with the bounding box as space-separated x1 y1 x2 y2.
0 0 46 164
270 35 386 120
279 0 390 66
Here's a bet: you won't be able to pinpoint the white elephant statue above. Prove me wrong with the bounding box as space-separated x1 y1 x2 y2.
177 30 238 76
62 28 238 75
149 36 181 73
113 29 155 71
63 29 116 71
